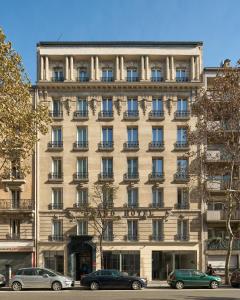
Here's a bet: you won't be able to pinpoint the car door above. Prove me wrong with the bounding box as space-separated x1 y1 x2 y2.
34 268 52 288
191 270 208 287
108 270 127 289
98 270 113 288
21 268 37 288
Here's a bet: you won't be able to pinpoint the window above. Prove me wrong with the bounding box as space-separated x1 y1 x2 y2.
77 158 88 175
177 99 188 112
176 69 187 81
53 68 64 82
10 219 20 239
128 220 138 240
11 190 20 209
102 69 113 82
127 98 138 112
152 127 163 142
128 188 138 208
152 158 163 175
151 68 162 81
52 188 63 209
52 158 62 178
127 127 138 143
177 188 189 209
207 202 224 210
152 188 163 208
52 220 62 238
177 127 188 146
43 251 64 274
127 68 138 81
152 220 163 240
103 221 113 241
52 99 62 115
177 158 188 174
103 188 113 208
152 98 163 112
127 158 138 175
77 220 88 235
76 99 88 112
208 228 226 239
77 127 88 143
102 158 113 176
77 189 88 207
78 68 88 82
51 127 62 147
102 98 113 112
22 269 36 276
177 219 189 240
102 127 113 143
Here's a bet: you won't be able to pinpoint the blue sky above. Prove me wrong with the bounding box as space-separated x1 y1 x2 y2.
1 0 240 83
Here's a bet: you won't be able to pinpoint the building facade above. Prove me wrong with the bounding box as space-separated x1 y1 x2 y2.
35 41 204 281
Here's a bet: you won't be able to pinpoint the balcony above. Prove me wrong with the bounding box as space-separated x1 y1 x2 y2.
206 178 230 192
148 172 165 182
123 141 139 151
0 199 33 210
73 202 88 209
51 76 64 82
149 234 164 241
73 172 88 182
174 141 190 151
48 235 64 242
98 172 114 182
206 210 240 222
123 173 139 182
174 172 190 182
151 77 164 82
49 111 63 120
2 171 26 184
124 234 138 241
123 110 139 120
73 141 89 151
149 141 164 151
102 202 114 209
76 77 89 82
48 172 63 182
98 110 114 120
148 110 165 120
206 239 240 250
48 203 63 210
47 141 63 151
176 77 189 82
175 234 189 241
98 141 114 151
126 202 139 209
175 202 189 209
73 110 89 120
150 202 164 209
6 233 21 240
126 77 139 82
174 110 190 120
101 77 114 82
206 150 232 163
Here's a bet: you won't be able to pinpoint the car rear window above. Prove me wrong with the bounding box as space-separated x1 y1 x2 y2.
16 269 23 275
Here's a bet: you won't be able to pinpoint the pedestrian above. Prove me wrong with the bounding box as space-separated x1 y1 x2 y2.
206 264 215 275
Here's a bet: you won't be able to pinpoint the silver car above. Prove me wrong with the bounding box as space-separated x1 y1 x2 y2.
10 267 74 291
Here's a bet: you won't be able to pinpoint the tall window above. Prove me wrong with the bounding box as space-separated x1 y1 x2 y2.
77 158 88 176
176 127 188 147
152 127 163 142
102 158 113 176
52 99 62 114
151 68 162 81
52 127 62 147
127 68 138 82
52 158 62 178
103 188 113 208
152 188 163 208
77 189 88 207
76 99 88 113
127 98 138 112
127 158 138 175
176 69 187 81
128 188 138 208
152 220 163 240
11 190 20 209
78 68 88 82
177 219 189 240
52 220 63 240
102 127 113 142
152 158 163 175
102 69 113 82
10 219 20 239
177 99 188 112
52 188 63 209
77 127 88 143
127 127 138 144
177 188 189 209
128 220 138 240
102 98 113 112
77 220 88 235
177 158 188 175
52 67 64 82
103 221 113 241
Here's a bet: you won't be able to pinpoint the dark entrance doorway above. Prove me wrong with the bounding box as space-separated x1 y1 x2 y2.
75 250 92 280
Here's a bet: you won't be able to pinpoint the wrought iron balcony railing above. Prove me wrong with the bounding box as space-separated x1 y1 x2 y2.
48 203 63 210
73 110 89 120
73 172 89 181
148 110 164 120
149 141 164 151
174 110 190 119
123 141 139 150
76 76 89 82
148 172 165 182
0 199 33 210
98 141 114 151
48 235 64 241
48 141 63 150
73 141 89 151
151 77 164 82
48 172 63 181
175 234 189 241
101 77 114 82
51 76 64 82
176 76 189 82
49 111 63 118
123 173 139 181
123 110 139 120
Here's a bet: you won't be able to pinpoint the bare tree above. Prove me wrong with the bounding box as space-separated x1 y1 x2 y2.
66 183 119 269
189 60 240 284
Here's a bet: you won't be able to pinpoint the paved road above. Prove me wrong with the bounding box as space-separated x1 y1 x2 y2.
0 288 239 300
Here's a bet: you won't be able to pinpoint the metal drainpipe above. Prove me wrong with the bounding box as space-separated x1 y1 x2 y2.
34 87 38 267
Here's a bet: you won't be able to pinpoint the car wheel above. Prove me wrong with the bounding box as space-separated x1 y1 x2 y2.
11 281 22 291
52 281 62 291
210 280 219 289
90 281 99 290
131 281 142 290
175 281 184 289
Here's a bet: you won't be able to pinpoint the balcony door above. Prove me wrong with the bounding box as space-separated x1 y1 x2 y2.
127 159 138 175
177 99 188 111
102 99 112 112
102 128 113 142
152 158 163 174
102 158 113 175
152 99 163 112
127 99 138 111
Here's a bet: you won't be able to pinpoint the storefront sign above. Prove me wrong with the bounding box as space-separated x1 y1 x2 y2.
123 209 154 218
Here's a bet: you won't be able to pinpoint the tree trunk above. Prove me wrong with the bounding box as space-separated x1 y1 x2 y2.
99 236 104 269
225 235 233 285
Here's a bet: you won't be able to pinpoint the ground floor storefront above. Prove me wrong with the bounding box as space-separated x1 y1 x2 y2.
206 253 240 273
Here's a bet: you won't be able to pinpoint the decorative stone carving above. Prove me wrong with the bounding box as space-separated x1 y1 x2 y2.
114 98 122 115
89 98 97 115
140 98 147 115
64 98 71 115
166 98 172 115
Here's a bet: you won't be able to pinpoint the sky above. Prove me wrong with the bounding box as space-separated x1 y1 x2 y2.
1 0 240 83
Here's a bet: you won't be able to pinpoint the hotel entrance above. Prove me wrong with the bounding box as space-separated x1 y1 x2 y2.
152 251 197 280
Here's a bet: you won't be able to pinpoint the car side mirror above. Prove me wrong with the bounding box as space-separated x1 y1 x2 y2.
43 274 49 278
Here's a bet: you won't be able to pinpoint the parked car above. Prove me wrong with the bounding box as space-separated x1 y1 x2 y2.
230 269 240 287
81 269 147 290
168 269 221 289
9 268 74 291
0 274 6 287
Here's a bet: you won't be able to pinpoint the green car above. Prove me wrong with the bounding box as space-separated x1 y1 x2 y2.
168 269 221 289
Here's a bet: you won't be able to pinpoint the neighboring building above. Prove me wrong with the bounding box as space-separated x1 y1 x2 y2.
203 67 240 272
34 41 204 280
0 157 35 278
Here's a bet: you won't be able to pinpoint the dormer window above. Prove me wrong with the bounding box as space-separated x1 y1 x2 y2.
102 68 113 82
77 68 88 82
52 67 64 82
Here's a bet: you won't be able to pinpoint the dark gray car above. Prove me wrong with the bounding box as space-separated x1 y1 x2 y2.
9 268 74 291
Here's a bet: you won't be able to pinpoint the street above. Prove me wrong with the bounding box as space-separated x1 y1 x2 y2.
0 287 239 300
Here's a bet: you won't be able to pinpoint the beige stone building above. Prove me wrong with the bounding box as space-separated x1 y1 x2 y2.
34 41 204 281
